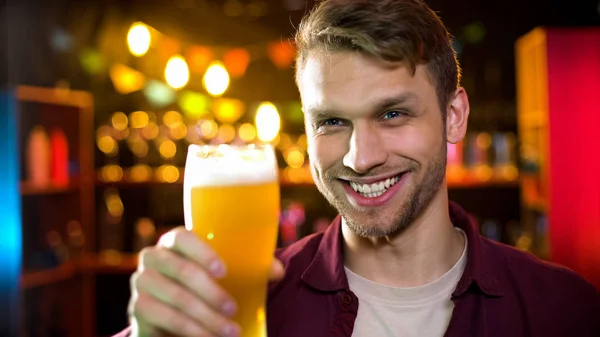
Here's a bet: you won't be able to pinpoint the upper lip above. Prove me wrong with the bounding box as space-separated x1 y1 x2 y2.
340 171 407 184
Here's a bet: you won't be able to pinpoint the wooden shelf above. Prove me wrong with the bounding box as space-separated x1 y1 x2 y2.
447 178 519 189
21 262 77 289
21 254 139 289
21 180 80 196
79 253 138 274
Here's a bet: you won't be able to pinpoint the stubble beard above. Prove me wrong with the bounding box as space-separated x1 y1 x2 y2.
313 145 447 238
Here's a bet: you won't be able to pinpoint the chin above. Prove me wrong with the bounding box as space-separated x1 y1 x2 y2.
342 208 408 238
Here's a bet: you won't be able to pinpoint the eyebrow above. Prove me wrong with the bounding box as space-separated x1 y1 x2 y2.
305 91 420 119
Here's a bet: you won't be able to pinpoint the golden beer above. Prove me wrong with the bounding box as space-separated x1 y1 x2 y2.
184 145 280 337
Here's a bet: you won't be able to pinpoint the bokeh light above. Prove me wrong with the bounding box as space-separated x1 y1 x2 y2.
130 111 149 129
238 123 256 142
111 112 128 131
198 119 219 140
255 102 280 142
285 147 305 169
218 124 236 143
165 55 190 89
159 140 177 159
127 22 151 57
203 61 230 96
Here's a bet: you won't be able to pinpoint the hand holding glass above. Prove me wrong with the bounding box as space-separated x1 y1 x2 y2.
184 144 280 337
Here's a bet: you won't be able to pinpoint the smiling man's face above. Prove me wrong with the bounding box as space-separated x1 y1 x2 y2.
298 51 449 237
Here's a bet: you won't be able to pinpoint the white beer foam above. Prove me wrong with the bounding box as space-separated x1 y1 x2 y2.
184 144 278 188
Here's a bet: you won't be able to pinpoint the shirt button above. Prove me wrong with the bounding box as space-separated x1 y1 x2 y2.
341 294 352 304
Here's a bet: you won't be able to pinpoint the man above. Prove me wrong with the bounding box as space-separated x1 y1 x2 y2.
116 0 600 336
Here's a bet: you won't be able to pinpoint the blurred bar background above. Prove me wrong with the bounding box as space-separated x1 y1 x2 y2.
0 0 598 336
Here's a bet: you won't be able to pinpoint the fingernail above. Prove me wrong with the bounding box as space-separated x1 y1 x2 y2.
209 260 225 277
223 323 240 337
222 300 236 316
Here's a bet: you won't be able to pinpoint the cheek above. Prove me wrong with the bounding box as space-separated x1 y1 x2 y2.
383 123 442 160
308 135 346 170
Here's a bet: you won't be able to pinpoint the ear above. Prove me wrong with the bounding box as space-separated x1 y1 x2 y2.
445 87 470 144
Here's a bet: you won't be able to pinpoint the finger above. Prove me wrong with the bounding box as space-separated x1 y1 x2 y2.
157 227 227 278
269 259 285 281
140 247 237 316
131 293 215 337
136 268 241 337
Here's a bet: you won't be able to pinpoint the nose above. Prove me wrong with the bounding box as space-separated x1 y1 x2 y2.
343 123 387 174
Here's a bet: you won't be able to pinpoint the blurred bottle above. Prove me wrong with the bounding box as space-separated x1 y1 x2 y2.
26 126 51 187
492 132 519 181
50 128 69 187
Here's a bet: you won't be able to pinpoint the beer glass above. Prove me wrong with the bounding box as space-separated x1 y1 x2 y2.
183 144 280 337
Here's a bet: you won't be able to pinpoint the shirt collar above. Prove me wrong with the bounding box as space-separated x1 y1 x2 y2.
300 202 505 297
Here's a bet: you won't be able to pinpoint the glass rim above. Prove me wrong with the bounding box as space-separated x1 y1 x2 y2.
187 143 274 151
186 143 277 161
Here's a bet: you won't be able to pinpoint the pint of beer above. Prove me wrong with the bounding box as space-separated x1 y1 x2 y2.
183 144 280 337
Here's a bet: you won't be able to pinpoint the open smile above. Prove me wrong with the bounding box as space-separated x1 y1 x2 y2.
340 172 410 207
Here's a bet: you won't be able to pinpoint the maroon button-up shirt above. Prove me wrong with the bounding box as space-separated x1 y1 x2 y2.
115 203 600 337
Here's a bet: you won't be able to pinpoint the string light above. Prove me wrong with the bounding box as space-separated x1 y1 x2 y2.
127 22 151 57
165 55 190 89
255 102 280 142
203 61 230 96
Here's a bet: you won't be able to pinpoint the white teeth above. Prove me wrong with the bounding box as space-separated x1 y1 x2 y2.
348 174 403 198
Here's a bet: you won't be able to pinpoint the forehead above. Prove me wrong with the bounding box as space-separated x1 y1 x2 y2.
298 52 435 115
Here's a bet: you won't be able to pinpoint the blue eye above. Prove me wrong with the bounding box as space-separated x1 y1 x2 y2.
383 110 403 119
321 118 345 127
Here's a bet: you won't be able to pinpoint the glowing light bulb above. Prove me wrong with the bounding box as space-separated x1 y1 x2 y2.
255 102 280 142
165 55 190 89
127 22 151 57
203 61 230 96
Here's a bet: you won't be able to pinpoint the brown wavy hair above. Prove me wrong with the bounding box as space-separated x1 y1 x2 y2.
294 0 461 116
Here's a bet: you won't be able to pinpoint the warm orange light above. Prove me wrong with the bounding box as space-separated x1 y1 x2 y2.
163 110 182 127
285 148 305 169
111 112 128 131
238 123 256 142
213 98 245 124
218 124 236 143
199 120 219 140
109 64 145 94
142 122 159 140
169 121 187 140
159 140 177 159
130 111 149 129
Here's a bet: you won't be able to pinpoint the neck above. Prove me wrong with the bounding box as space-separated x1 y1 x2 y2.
342 187 465 288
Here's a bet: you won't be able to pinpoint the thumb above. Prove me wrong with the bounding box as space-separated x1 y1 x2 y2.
269 258 285 281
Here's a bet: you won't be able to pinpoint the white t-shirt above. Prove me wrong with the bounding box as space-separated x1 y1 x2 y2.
345 229 468 337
